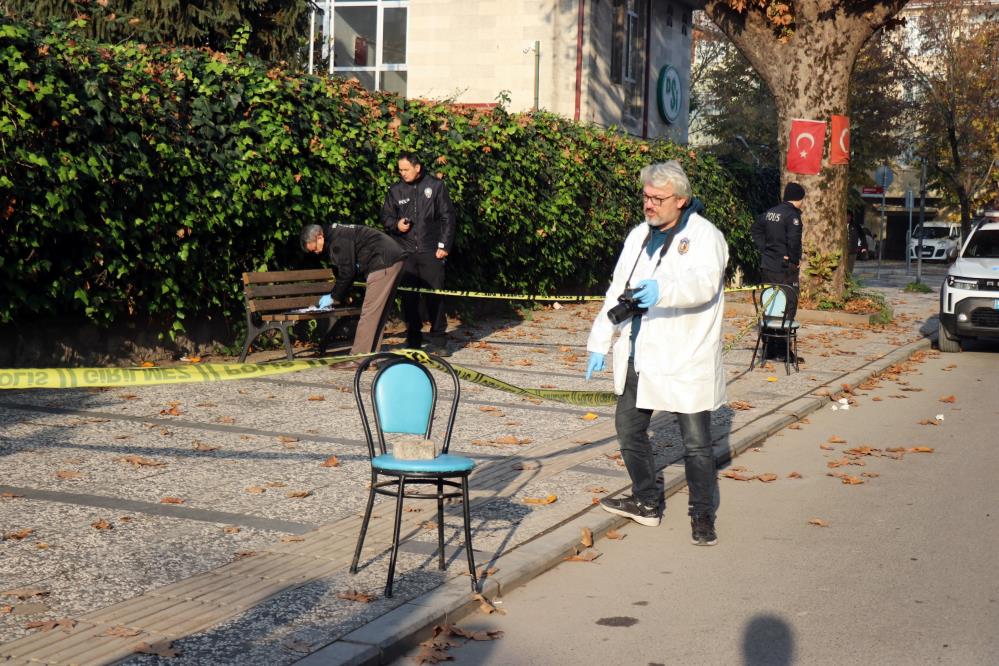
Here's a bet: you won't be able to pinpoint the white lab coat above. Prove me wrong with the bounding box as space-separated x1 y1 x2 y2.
587 213 729 413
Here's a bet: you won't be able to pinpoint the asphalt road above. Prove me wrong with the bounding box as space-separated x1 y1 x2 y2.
397 341 999 665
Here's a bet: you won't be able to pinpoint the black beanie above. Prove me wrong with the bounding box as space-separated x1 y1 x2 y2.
783 182 806 202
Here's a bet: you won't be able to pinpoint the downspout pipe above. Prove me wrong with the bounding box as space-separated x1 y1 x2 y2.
574 0 585 121
641 0 652 138
534 40 541 111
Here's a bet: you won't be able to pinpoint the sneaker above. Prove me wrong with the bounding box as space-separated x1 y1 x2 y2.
599 495 661 527
690 513 718 546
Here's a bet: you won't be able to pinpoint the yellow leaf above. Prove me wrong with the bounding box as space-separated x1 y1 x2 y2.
767 376 778 382
808 518 829 527
581 412 598 420
523 494 557 505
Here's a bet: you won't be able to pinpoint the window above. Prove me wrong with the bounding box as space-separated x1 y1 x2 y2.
611 0 643 86
307 1 408 96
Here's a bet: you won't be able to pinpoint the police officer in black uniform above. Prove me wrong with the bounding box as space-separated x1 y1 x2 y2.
751 182 805 360
380 152 456 355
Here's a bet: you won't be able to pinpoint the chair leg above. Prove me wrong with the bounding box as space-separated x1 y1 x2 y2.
784 335 791 375
385 475 407 599
436 480 445 571
282 325 295 360
239 324 259 363
750 331 763 370
792 333 800 372
350 472 378 574
460 476 478 593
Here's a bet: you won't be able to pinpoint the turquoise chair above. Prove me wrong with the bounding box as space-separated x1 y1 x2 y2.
750 284 800 375
349 352 477 598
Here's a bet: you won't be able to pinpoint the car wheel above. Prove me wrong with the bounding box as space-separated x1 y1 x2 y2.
937 319 961 353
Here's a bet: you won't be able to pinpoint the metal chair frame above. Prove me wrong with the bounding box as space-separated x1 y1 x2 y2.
349 351 477 598
750 284 800 375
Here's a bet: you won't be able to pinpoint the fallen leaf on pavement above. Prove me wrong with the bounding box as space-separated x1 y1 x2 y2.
223 527 240 534
307 395 325 402
319 456 340 467
721 470 752 481
159 497 184 504
473 594 506 615
729 400 754 410
581 412 598 420
755 473 778 483
245 486 267 494
861 472 881 478
580 527 593 548
0 606 11 615
908 446 934 453
193 442 218 452
217 416 236 424
3 528 33 540
478 406 499 412
606 529 626 540
1 587 48 600
565 546 602 562
787 471 803 479
585 486 607 493
286 490 312 499
159 404 182 416
808 518 829 527
338 590 375 603
234 551 256 559
939 395 957 403
917 418 940 426
134 640 180 657
840 475 865 485
118 455 166 467
140 361 155 368
25 618 76 632
104 625 143 638
91 519 113 530
828 435 847 443
512 461 540 470
1 492 24 499
523 494 557 505
55 470 81 480
277 435 299 444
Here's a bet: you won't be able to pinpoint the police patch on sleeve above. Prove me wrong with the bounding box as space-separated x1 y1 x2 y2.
793 218 801 226
678 238 690 255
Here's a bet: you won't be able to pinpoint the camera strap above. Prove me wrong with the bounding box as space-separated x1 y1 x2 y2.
623 226 679 289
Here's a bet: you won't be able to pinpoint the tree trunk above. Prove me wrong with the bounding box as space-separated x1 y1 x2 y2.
703 0 910 302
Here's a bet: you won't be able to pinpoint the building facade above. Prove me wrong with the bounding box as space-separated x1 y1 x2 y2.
306 0 696 142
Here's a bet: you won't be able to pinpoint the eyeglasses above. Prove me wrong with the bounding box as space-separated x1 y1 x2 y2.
642 193 676 206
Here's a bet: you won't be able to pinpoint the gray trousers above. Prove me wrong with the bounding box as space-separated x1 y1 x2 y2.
350 260 405 355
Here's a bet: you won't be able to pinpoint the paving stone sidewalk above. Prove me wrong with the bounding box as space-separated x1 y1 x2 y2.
0 263 943 665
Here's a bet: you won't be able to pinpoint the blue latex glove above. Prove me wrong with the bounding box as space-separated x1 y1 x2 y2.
634 279 660 309
317 294 334 309
585 352 605 380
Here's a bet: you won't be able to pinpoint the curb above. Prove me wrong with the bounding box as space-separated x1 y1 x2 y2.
298 335 933 665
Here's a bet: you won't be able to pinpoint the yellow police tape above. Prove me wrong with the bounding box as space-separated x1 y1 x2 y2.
0 349 618 407
381 284 760 300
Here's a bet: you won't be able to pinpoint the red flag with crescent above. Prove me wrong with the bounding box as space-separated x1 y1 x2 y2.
830 114 850 164
786 119 827 175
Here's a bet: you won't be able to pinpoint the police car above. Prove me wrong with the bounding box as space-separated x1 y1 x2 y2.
938 212 999 352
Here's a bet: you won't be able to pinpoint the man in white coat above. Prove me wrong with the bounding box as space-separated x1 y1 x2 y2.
585 161 729 546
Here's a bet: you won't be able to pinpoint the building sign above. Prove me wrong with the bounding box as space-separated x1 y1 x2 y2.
656 65 681 125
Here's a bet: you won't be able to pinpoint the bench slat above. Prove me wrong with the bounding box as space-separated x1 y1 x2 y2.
245 282 334 299
248 295 327 313
262 307 362 322
243 269 333 285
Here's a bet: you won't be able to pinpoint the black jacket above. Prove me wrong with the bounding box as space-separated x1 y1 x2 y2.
751 201 803 273
380 172 456 254
323 224 407 303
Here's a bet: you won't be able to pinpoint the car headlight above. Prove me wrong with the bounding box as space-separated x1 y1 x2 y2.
947 275 978 290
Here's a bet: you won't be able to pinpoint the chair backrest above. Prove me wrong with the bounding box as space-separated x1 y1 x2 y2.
374 363 434 434
353 352 460 459
759 285 787 318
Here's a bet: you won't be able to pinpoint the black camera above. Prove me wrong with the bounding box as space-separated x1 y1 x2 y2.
607 287 647 325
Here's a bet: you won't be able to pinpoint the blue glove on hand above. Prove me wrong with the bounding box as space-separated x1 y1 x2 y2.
634 279 660 309
585 352 606 380
318 294 334 309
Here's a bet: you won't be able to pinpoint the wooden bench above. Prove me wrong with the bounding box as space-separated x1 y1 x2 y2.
239 269 361 362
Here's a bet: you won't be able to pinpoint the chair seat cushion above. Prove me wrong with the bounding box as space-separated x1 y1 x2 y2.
372 453 475 474
763 318 800 329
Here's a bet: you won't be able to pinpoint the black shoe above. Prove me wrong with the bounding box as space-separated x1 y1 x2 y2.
774 352 804 364
425 343 452 358
600 495 661 527
690 513 718 546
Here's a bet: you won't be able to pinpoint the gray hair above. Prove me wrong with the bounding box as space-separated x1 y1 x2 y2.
640 161 692 199
300 224 324 251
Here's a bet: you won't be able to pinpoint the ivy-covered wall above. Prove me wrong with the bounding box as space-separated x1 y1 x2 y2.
0 18 756 336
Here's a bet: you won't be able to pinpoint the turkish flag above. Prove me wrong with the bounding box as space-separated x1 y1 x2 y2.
830 115 850 164
787 119 827 175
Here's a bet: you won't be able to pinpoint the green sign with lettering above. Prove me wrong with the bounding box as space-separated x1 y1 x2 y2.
657 65 682 125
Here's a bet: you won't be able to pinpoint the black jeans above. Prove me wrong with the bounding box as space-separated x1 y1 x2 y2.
400 252 446 347
615 360 718 517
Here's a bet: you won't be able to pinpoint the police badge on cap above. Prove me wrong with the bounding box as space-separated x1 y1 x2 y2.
424 187 432 199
